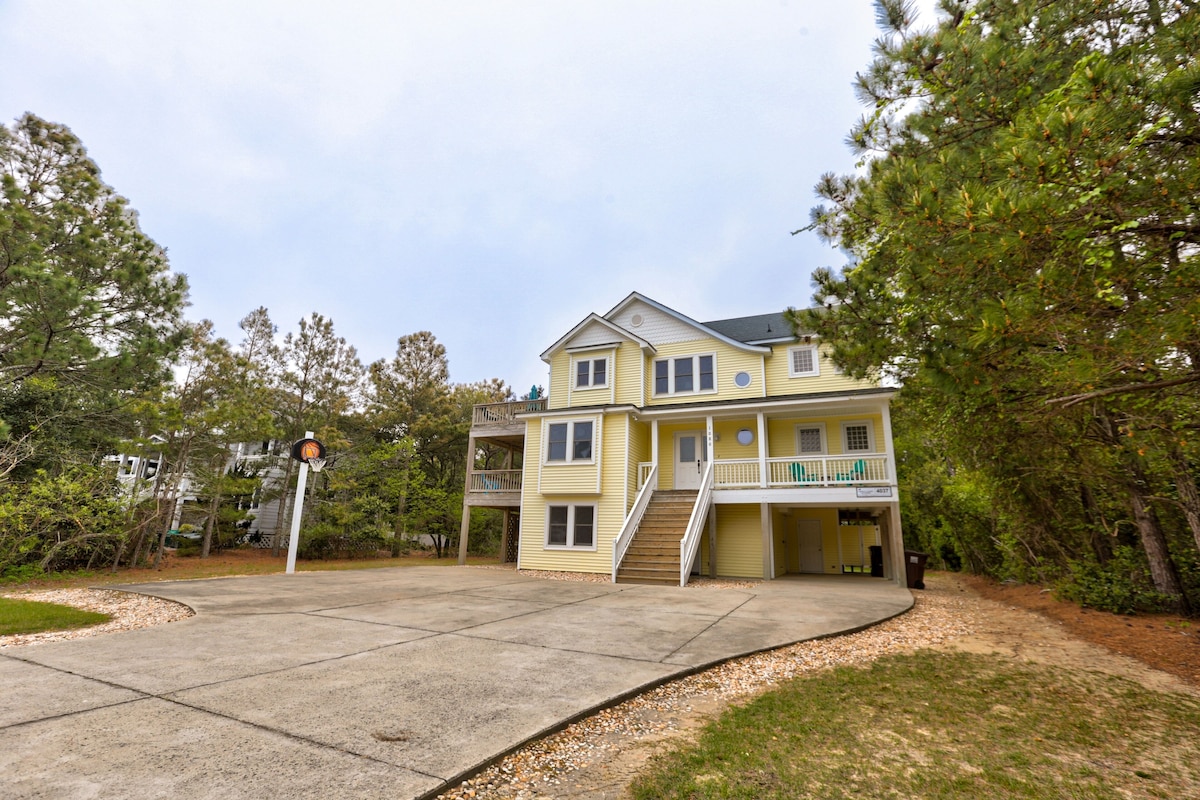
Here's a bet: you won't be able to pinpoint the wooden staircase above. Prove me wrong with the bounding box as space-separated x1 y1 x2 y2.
615 490 697 585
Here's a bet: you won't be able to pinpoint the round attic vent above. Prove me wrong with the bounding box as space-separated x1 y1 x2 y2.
630 313 644 328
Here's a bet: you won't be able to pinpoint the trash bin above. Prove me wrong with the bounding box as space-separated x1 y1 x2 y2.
905 550 929 590
869 545 884 578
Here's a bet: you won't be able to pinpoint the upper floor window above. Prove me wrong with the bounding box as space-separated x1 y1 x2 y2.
841 421 874 453
575 357 607 388
654 354 715 396
546 420 594 462
788 345 820 378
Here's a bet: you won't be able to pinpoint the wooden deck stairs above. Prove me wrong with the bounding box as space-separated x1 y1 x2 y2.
615 490 698 585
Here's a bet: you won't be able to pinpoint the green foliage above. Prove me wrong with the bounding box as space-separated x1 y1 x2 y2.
0 113 188 479
0 596 110 635
297 523 386 560
0 466 128 574
797 0 1200 608
1056 545 1172 614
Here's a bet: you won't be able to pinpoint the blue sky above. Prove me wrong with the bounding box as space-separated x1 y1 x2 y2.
0 1 934 394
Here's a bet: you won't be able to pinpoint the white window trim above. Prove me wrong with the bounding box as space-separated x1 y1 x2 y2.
840 420 876 453
544 503 598 550
795 422 828 455
573 356 609 389
788 345 821 378
544 418 596 464
653 352 718 397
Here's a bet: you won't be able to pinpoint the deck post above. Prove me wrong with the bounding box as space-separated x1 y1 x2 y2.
457 434 476 565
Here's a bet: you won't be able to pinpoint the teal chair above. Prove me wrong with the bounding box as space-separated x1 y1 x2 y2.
836 460 867 482
790 462 808 482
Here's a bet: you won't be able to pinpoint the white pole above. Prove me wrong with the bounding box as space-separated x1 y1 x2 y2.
285 431 314 575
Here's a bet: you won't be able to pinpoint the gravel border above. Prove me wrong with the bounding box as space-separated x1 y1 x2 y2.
0 588 193 648
437 575 978 799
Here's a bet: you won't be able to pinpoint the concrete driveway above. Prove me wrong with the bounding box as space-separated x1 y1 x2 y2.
0 566 912 799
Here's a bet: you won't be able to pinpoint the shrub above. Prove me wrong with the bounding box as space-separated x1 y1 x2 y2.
1055 546 1172 614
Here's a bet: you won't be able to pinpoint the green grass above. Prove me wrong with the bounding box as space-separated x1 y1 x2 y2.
2 550 504 591
0 596 111 636
631 650 1200 799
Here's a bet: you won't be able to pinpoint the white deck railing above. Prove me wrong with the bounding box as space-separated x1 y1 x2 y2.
613 465 658 582
679 461 714 587
471 398 547 427
713 454 889 489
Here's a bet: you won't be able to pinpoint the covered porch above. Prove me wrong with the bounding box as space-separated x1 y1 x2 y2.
619 390 906 586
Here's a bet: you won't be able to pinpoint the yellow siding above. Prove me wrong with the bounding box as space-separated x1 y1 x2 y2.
519 413 633 576
613 341 644 406
546 350 571 410
766 414 886 457
628 418 651 500
643 339 767 408
763 344 877 397
715 504 763 578
517 494 620 574
601 414 629 514
567 347 616 408
539 464 599 494
712 418 759 461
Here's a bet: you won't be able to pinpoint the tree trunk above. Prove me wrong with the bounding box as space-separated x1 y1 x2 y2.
201 488 222 559
1125 465 1190 614
1168 443 1200 557
1080 483 1113 564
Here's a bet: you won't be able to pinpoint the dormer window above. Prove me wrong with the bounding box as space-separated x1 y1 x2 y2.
654 354 715 396
788 345 820 378
575 357 607 388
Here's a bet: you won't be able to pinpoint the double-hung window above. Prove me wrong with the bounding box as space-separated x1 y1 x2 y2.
788 345 820 377
575 357 607 388
653 354 715 396
547 504 596 548
546 420 594 462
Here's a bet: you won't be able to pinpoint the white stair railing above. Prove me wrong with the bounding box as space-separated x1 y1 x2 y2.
679 461 715 587
612 465 658 582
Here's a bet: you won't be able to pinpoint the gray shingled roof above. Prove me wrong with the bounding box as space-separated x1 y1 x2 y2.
702 311 809 344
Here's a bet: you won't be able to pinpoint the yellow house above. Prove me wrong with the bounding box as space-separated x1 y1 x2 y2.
458 292 906 586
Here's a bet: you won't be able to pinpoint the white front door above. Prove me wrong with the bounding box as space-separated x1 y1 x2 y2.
674 431 708 490
798 519 824 573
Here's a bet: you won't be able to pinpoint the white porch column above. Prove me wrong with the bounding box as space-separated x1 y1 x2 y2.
757 411 768 488
880 400 900 492
651 419 660 484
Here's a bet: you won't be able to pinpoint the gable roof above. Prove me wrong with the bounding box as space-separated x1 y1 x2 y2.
539 313 655 363
603 292 772 354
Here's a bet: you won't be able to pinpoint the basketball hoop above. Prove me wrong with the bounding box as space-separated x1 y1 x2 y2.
307 457 326 473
